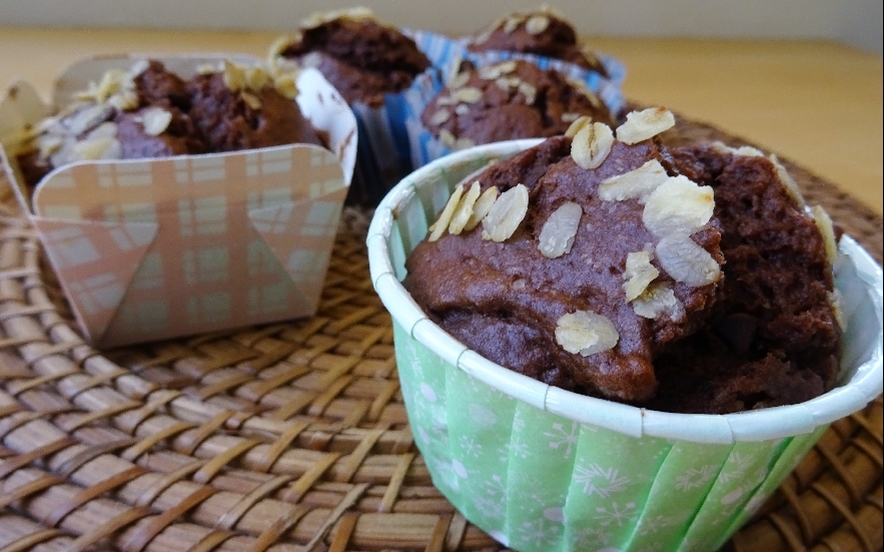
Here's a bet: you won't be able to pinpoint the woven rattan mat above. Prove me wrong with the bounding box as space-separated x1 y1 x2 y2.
0 115 881 552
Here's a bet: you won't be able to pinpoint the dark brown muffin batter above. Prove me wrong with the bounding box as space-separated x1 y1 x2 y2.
647 143 843 413
467 8 609 77
403 112 842 413
17 59 323 191
132 59 192 111
114 60 203 159
421 59 615 149
187 71 322 152
113 107 201 159
277 9 431 108
404 124 725 402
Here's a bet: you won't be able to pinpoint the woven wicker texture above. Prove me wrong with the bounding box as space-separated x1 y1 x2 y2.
0 115 882 552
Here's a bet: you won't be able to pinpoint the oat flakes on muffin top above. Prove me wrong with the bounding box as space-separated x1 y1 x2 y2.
405 109 725 402
421 59 616 151
16 58 322 190
467 6 609 77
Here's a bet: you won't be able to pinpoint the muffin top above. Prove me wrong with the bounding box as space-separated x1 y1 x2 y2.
466 6 609 77
405 109 725 403
403 108 842 412
646 142 843 413
112 59 205 160
421 59 616 150
272 8 432 108
187 62 322 152
16 58 322 190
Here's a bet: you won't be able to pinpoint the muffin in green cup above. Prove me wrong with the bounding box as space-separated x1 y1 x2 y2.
367 128 882 551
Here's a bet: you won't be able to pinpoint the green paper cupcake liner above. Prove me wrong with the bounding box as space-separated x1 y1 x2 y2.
367 140 883 552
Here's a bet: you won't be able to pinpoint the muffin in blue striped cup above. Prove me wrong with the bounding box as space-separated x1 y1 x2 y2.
402 6 626 172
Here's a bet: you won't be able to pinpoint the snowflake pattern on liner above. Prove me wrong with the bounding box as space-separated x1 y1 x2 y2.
498 435 532 462
391 321 823 552
543 421 580 459
466 471 508 523
594 501 638 528
572 525 613 548
636 513 688 536
459 435 484 458
574 461 631 498
489 473 559 518
517 518 562 549
675 464 718 491
473 492 506 521
716 452 755 484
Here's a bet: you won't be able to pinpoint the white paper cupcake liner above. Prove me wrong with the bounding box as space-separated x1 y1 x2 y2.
367 140 883 552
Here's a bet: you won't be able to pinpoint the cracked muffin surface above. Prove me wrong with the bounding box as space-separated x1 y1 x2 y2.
403 109 842 413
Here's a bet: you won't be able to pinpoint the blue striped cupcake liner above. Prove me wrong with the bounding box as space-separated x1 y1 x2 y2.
347 29 465 205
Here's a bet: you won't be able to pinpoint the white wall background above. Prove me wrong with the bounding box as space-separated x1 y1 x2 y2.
1 0 881 54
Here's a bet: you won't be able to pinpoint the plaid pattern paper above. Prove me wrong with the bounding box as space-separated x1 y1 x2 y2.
31 146 348 347
29 216 159 343
2 58 357 348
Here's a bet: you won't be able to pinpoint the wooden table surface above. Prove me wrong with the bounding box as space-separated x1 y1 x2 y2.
0 27 881 215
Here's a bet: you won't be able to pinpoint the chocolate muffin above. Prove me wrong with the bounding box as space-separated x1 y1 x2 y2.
16 58 323 191
269 8 435 207
405 109 725 402
420 59 616 151
402 108 842 413
272 8 432 108
113 60 204 159
647 142 843 413
187 61 322 152
467 6 609 78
